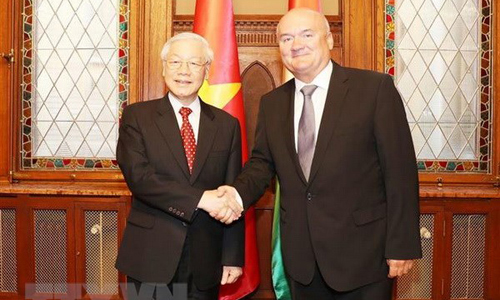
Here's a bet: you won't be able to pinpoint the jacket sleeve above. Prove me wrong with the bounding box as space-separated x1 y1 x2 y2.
222 119 245 266
117 105 204 223
374 75 422 259
233 98 276 209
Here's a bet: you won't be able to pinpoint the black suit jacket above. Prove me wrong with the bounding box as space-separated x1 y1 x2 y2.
233 62 421 291
115 94 244 289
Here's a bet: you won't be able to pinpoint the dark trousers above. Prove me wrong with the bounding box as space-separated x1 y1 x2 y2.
126 237 219 300
290 264 393 300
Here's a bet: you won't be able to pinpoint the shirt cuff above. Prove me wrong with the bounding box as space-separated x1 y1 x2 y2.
235 189 244 208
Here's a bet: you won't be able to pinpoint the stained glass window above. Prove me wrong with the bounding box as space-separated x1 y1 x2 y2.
385 0 492 172
21 0 129 169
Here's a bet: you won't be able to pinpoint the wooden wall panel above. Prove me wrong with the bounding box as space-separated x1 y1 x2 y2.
128 0 144 104
494 0 500 192
0 0 13 183
486 203 500 299
0 195 128 300
137 0 173 102
240 56 278 155
253 195 275 299
342 0 377 70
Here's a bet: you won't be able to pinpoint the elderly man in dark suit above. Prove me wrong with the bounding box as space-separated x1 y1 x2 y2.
217 8 422 300
115 32 244 300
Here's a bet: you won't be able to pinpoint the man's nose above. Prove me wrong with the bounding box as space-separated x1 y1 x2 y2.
177 63 191 75
291 37 304 50
178 62 191 74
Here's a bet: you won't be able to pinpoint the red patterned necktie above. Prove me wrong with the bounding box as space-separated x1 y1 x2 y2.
179 107 196 174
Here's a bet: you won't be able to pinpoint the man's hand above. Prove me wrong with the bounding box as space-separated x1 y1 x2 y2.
211 185 241 224
221 266 243 285
387 259 414 278
217 185 237 202
198 190 242 224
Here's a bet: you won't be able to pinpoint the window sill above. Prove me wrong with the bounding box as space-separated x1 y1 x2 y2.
0 182 131 196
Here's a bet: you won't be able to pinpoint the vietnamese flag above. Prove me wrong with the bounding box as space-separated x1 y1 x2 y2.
193 1 260 299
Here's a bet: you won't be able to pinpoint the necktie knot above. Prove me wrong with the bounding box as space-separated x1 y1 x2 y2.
179 107 192 119
300 85 318 98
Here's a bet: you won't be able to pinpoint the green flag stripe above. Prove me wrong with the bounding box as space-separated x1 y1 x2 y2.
271 180 292 300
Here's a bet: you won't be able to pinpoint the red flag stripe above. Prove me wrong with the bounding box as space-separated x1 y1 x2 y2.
221 90 248 161
193 0 241 84
289 0 322 10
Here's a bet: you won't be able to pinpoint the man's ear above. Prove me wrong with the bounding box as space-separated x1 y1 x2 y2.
327 32 334 50
204 64 211 80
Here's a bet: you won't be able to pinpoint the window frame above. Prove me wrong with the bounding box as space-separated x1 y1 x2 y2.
10 0 145 182
375 0 499 186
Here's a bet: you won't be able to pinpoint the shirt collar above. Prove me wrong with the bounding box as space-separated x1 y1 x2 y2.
168 93 201 116
294 60 333 92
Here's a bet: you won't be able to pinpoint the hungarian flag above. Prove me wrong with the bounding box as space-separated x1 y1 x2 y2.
272 2 322 300
193 1 260 299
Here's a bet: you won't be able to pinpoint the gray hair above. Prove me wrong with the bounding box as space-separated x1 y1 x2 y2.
160 32 214 64
276 8 331 36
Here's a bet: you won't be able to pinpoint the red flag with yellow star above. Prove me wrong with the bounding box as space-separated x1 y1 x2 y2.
193 0 260 299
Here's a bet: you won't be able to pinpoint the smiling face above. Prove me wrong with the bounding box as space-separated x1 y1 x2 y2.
277 8 333 83
162 39 208 105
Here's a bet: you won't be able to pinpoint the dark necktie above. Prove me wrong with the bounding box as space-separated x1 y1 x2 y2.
179 107 196 174
297 85 318 181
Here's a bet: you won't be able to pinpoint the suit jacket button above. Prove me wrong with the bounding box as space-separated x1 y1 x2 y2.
180 212 185 217
176 211 180 215
173 208 177 213
168 207 173 212
307 193 312 201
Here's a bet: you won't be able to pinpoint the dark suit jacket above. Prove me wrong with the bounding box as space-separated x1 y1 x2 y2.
115 94 244 290
233 62 422 291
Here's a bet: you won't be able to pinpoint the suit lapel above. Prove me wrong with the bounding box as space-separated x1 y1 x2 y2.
308 62 349 184
190 100 217 184
154 95 191 180
282 81 308 185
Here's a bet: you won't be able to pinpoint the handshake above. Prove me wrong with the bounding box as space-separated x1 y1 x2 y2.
197 185 243 224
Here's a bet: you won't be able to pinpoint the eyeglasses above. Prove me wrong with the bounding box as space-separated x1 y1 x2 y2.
164 60 207 72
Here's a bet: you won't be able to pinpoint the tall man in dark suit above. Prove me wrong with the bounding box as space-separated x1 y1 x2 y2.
217 8 422 300
115 32 245 300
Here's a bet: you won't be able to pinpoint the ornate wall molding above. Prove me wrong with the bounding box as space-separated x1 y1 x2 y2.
173 15 342 47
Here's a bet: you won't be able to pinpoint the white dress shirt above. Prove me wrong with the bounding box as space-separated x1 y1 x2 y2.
293 61 333 151
168 93 201 142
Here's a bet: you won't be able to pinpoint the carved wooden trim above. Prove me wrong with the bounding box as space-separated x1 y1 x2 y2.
241 61 276 88
173 15 342 47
